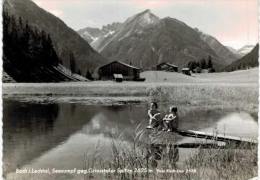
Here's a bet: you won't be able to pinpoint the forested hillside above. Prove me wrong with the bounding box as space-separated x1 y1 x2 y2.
3 12 80 82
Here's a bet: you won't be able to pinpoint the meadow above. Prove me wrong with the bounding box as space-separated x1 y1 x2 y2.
3 68 258 108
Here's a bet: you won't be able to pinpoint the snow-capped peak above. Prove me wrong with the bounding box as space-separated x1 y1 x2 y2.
238 45 255 56
141 11 157 24
125 9 160 26
137 9 160 25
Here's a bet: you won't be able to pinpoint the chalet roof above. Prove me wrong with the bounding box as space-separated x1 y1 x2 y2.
182 68 190 71
99 60 141 70
157 62 178 68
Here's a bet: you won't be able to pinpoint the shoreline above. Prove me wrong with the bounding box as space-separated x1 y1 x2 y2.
3 82 258 112
3 82 258 96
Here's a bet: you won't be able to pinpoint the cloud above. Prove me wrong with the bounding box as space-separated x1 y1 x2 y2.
132 0 171 8
210 0 259 48
33 0 82 17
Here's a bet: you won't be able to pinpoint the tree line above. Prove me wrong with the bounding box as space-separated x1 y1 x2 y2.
187 55 215 73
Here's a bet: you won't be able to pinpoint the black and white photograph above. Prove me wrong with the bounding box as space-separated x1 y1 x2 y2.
2 0 259 179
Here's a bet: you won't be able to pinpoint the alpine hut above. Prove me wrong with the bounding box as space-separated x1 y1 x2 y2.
182 68 191 76
156 62 178 72
98 61 145 81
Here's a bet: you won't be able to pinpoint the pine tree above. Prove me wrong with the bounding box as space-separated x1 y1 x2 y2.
207 55 213 69
86 70 94 80
69 52 76 73
187 61 197 72
200 58 207 69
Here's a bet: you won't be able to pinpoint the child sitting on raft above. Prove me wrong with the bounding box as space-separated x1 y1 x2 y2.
163 106 179 132
147 102 161 129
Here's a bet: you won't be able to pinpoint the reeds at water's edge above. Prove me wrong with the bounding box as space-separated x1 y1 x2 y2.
82 121 257 180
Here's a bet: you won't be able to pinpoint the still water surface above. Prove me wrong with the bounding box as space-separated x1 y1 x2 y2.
3 99 258 179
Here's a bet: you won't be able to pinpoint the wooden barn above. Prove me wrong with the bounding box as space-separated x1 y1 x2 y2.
156 62 178 72
98 61 144 81
182 68 191 76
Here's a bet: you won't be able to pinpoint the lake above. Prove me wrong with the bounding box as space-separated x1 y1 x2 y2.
3 98 258 179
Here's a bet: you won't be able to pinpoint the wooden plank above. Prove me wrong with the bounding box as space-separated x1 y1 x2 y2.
175 143 225 149
175 129 257 145
151 142 255 149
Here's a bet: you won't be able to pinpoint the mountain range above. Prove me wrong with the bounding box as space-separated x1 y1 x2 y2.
237 45 255 56
195 29 241 63
224 44 258 72
78 9 239 71
3 0 257 82
78 22 121 46
226 45 255 57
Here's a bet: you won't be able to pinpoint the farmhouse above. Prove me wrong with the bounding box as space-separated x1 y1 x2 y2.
98 61 144 81
182 68 191 76
156 62 178 72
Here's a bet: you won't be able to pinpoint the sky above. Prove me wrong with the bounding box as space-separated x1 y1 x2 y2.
32 0 259 49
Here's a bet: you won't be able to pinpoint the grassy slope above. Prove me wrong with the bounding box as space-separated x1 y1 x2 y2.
141 71 201 83
141 68 258 83
193 67 259 83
